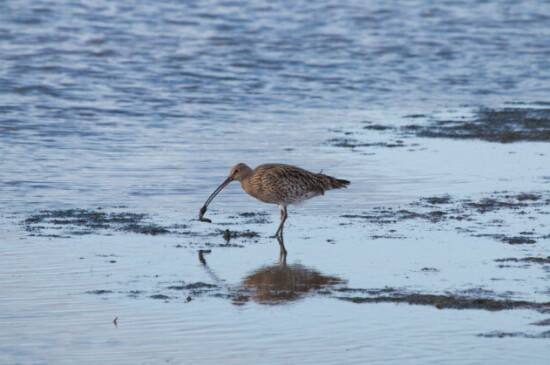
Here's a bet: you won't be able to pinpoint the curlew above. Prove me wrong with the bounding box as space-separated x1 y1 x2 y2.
199 163 350 238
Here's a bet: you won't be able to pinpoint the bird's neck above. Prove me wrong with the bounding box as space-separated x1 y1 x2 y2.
240 176 252 193
239 169 255 194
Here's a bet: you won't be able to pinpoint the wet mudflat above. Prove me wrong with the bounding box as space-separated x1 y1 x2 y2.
2 0 550 363
3 161 550 363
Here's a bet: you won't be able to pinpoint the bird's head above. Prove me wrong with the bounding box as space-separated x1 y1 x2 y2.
229 163 252 182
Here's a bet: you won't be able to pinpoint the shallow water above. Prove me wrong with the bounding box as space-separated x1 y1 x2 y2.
1 0 550 363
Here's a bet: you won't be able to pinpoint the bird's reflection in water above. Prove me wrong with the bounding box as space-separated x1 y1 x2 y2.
234 236 346 305
199 235 346 305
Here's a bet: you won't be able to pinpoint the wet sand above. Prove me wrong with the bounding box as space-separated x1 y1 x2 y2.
3 105 550 362
2 154 549 363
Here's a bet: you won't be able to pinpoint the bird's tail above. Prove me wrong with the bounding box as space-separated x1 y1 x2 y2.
317 174 350 191
335 178 351 188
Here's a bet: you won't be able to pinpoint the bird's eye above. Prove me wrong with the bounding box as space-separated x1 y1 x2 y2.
235 169 239 173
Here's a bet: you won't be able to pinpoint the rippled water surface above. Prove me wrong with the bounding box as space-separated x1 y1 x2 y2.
1 0 550 363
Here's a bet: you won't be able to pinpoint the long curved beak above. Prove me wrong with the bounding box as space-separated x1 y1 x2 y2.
203 177 232 208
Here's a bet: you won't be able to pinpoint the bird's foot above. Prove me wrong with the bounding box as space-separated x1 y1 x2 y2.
271 231 283 239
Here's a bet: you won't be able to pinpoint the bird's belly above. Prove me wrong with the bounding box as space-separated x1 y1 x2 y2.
283 190 321 205
247 189 319 206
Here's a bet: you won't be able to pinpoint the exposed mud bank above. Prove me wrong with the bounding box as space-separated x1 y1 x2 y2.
403 107 550 143
342 191 550 244
22 209 175 237
336 288 550 312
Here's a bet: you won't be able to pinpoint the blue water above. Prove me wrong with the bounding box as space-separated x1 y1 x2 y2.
2 0 550 212
1 1 550 363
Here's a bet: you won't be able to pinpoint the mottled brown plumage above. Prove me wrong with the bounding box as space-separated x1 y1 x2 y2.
199 163 350 238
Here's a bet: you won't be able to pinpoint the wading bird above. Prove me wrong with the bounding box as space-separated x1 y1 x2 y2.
199 163 350 240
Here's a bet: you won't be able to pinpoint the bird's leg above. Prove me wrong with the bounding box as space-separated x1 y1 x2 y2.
198 249 211 265
274 205 288 237
277 235 287 264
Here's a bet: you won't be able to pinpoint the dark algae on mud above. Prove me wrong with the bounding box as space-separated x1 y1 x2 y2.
23 208 171 237
403 107 550 143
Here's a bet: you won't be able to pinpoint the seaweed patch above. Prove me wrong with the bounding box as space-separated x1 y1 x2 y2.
402 107 550 143
23 208 173 237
